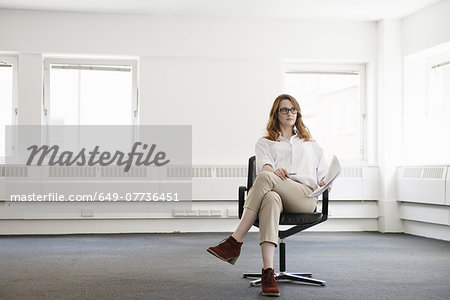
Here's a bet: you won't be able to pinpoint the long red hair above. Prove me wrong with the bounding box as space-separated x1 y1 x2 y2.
264 94 312 142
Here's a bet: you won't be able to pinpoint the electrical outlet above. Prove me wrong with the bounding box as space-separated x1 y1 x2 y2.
173 209 186 217
210 209 222 216
186 210 198 217
198 209 210 216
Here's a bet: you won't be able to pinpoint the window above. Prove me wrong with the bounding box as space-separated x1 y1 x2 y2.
0 56 17 159
44 58 138 126
284 63 366 162
403 50 450 164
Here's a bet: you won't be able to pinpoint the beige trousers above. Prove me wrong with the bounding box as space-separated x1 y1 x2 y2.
243 171 317 246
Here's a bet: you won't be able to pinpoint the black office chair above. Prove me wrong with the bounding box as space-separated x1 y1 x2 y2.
238 156 328 287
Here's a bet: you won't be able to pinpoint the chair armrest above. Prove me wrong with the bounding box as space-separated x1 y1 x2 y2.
321 189 329 218
238 186 247 219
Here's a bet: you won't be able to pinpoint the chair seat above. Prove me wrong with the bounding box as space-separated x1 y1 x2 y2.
254 212 323 227
280 212 323 225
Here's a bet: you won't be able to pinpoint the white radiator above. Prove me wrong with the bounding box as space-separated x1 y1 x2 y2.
191 165 380 201
0 165 248 201
447 169 450 205
190 166 247 200
397 166 448 205
329 166 380 200
0 165 380 201
0 164 381 234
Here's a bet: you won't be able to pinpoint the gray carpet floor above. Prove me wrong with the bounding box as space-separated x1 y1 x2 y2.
0 232 449 300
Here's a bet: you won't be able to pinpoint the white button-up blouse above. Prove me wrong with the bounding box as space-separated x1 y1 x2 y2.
255 133 328 189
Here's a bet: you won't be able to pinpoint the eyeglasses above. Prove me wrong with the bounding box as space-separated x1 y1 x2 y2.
278 107 297 115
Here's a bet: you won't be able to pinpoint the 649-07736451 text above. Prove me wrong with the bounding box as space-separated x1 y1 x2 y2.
9 192 180 202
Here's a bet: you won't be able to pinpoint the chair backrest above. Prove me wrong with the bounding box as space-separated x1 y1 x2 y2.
247 156 257 191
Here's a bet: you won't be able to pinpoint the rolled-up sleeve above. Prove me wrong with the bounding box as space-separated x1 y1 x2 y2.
316 146 328 183
255 138 275 175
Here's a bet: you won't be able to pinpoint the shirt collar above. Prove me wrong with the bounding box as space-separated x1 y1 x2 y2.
278 127 300 141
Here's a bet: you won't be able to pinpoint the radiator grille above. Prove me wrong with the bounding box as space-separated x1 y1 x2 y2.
402 167 445 179
341 167 363 178
167 167 193 178
49 166 96 178
100 166 147 178
192 167 213 178
0 165 28 177
166 166 247 178
216 167 247 178
403 168 422 178
422 167 444 179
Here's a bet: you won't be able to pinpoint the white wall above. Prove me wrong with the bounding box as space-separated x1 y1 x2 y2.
376 20 403 232
402 0 450 56
399 0 450 241
16 53 43 125
0 8 383 234
139 56 282 164
0 9 376 165
0 10 375 59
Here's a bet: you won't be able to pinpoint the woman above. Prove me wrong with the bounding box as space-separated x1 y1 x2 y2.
207 94 329 297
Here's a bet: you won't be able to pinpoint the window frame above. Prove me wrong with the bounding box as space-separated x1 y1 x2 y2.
0 55 19 124
427 52 450 113
43 57 139 127
0 55 19 161
282 62 368 163
402 46 450 165
426 52 450 162
428 51 450 70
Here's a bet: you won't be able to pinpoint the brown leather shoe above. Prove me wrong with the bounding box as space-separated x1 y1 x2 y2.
261 268 280 297
207 236 243 265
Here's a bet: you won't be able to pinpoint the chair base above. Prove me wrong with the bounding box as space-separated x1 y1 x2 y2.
243 271 326 287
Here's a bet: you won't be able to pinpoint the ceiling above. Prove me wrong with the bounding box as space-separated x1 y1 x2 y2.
0 0 442 21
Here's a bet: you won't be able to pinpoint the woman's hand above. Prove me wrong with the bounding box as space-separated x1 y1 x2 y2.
274 168 289 180
319 178 332 192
